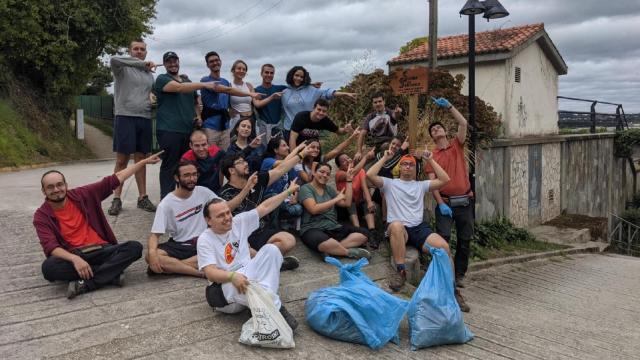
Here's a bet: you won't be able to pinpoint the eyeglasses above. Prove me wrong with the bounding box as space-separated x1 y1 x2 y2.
233 159 247 165
399 162 415 168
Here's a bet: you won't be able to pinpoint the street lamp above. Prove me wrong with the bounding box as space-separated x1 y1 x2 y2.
459 0 509 211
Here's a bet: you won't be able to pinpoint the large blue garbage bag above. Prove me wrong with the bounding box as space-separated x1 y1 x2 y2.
408 248 474 350
305 257 409 350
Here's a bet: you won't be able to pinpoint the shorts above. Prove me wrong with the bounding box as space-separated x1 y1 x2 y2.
404 222 433 251
112 115 152 154
247 227 282 250
158 239 197 260
301 225 370 252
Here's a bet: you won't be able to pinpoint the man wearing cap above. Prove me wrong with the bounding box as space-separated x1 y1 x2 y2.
107 38 157 216
154 51 261 199
367 147 470 312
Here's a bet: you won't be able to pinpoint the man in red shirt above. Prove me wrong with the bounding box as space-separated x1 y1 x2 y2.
425 97 472 312
34 152 162 299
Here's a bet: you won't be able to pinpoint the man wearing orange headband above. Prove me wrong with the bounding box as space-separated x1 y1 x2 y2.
367 146 469 311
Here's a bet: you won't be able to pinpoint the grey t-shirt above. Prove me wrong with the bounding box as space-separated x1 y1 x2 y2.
110 56 154 118
298 183 341 235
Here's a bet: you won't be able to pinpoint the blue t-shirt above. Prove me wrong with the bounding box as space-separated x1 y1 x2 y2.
261 157 298 195
200 75 231 130
255 84 287 125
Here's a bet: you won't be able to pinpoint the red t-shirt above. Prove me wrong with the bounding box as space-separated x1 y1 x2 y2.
335 169 366 204
54 200 107 249
425 138 471 196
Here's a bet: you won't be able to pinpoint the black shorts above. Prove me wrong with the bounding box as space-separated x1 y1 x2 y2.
158 239 197 260
301 225 370 252
247 227 282 251
113 115 152 154
404 222 433 251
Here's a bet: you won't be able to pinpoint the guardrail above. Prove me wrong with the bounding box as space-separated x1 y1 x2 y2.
557 96 628 133
610 214 640 257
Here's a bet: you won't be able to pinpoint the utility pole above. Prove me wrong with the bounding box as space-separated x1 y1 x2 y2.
428 0 438 69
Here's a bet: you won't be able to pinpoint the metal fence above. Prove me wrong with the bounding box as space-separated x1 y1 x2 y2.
75 95 114 120
557 96 628 132
609 214 640 257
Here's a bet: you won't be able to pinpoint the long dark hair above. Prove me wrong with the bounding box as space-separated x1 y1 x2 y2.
264 135 286 160
285 66 311 88
230 117 256 142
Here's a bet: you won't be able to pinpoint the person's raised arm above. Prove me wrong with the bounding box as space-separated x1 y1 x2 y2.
226 172 258 212
354 127 367 162
253 91 283 108
367 149 394 189
323 127 360 161
267 144 306 187
257 180 300 218
336 164 354 208
301 188 346 215
432 97 467 145
288 131 300 151
116 151 162 185
419 149 450 191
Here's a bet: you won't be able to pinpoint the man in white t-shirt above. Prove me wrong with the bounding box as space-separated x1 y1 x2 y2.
197 180 300 330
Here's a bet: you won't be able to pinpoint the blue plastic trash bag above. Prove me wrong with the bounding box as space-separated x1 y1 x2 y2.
305 257 409 350
408 248 474 350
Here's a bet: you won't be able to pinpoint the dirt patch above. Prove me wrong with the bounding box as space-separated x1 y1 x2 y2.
544 214 607 240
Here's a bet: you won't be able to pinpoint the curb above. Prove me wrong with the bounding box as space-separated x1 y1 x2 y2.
467 244 602 272
0 158 115 173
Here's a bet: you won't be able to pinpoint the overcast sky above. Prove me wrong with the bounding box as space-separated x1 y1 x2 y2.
141 0 640 113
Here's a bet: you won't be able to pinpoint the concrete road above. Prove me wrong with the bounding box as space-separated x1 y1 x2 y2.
1 160 639 359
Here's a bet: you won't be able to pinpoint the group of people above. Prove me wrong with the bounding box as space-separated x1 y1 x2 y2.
33 39 477 333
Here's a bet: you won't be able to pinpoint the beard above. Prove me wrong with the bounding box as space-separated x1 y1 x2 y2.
47 194 66 203
177 180 196 192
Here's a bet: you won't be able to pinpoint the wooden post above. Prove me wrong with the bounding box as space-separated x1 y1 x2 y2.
408 94 419 149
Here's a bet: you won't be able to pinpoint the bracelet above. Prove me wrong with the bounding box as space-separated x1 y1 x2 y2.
228 271 235 282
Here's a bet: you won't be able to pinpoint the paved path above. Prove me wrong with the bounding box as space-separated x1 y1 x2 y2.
83 123 114 159
1 161 639 359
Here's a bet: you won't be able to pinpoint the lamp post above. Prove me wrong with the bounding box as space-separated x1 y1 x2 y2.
459 0 509 206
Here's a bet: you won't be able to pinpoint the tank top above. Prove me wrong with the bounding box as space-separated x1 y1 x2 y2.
230 81 252 113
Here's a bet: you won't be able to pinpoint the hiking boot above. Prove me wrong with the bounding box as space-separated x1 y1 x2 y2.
455 288 470 313
455 276 466 288
367 230 381 250
387 266 406 292
108 198 122 216
279 305 298 331
112 273 125 287
137 195 156 212
280 256 300 271
347 247 371 260
67 280 89 299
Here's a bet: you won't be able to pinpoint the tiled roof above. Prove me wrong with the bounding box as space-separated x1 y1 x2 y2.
388 23 545 65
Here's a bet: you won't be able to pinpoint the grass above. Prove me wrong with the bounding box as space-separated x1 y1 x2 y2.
0 98 92 167
85 116 113 137
473 240 569 261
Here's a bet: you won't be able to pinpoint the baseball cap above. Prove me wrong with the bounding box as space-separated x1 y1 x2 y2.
163 51 179 62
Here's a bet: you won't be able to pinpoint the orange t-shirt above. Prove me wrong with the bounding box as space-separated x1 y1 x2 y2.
425 138 471 196
54 200 107 249
335 168 366 204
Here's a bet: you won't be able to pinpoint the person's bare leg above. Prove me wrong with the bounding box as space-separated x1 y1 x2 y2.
388 221 408 265
113 153 130 198
349 214 360 227
317 239 349 257
267 232 296 255
157 255 202 277
364 213 376 229
339 233 367 248
133 152 147 199
424 233 455 273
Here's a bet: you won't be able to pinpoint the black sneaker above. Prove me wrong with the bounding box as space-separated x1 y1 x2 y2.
112 273 125 287
455 276 466 288
280 256 300 271
279 305 298 331
137 195 156 212
455 288 471 313
67 280 89 299
367 230 380 250
108 198 122 216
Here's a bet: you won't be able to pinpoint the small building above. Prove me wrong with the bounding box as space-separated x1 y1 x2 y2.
388 23 568 138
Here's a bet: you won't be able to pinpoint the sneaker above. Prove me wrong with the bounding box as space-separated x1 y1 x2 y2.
108 198 122 216
279 305 298 331
367 230 380 250
346 247 371 260
455 276 466 288
137 195 156 212
112 273 125 287
455 288 471 313
67 280 89 299
280 256 300 271
387 266 406 292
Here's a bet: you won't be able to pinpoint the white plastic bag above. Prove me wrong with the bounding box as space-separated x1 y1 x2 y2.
239 282 295 348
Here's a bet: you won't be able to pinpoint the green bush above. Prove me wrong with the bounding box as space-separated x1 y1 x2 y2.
620 208 640 226
614 129 640 157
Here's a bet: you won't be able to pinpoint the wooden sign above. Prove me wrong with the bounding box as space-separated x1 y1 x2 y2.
389 67 429 95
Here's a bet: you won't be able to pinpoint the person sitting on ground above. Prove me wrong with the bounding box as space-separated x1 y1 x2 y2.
34 151 162 299
227 117 264 173
298 162 371 259
218 144 308 270
197 181 301 330
297 130 360 183
334 148 381 248
181 130 225 193
289 98 354 149
261 136 304 229
354 92 402 162
367 148 470 312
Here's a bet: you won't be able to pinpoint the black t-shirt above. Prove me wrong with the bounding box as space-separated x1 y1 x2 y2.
219 171 270 230
290 111 338 145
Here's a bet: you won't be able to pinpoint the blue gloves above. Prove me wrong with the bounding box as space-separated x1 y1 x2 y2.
431 97 452 109
438 203 453 217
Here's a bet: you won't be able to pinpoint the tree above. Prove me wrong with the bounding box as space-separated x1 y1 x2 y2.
83 62 112 96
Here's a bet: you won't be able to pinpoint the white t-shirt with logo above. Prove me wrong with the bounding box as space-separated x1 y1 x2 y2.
151 186 219 242
197 209 259 274
381 177 430 227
